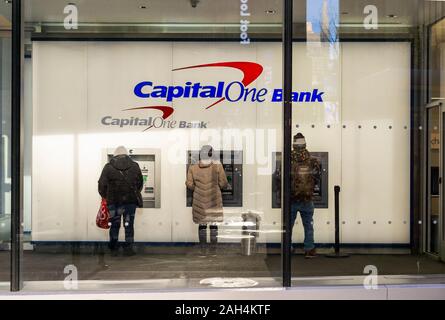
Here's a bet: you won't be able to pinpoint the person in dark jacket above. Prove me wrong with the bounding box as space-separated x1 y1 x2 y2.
98 146 143 256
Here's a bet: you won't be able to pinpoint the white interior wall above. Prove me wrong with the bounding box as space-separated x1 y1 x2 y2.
31 41 411 244
290 42 342 245
341 42 411 244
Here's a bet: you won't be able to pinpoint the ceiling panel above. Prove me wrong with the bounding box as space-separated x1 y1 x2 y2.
23 0 424 25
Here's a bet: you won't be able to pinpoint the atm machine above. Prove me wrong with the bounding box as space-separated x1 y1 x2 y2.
105 148 161 208
186 150 243 207
272 151 328 209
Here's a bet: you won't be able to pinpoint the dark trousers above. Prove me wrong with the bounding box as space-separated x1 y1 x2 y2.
290 201 315 251
198 224 218 252
108 204 137 250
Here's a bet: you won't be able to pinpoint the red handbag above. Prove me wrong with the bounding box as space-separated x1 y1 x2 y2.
96 198 110 229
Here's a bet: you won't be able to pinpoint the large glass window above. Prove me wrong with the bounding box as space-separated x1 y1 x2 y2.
289 0 445 285
21 0 284 291
0 0 443 293
429 5 445 264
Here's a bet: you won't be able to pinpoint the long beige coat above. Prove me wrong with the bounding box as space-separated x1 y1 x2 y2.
186 161 229 224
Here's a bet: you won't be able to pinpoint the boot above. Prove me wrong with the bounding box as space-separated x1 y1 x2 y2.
109 240 119 257
209 225 218 257
208 245 217 257
198 225 208 257
199 244 207 257
123 243 136 256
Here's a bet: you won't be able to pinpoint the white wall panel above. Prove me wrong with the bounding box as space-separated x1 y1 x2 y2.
32 41 411 245
87 42 173 133
253 42 283 244
170 42 259 242
33 42 88 135
341 42 411 244
291 42 342 244
32 42 88 241
83 43 174 242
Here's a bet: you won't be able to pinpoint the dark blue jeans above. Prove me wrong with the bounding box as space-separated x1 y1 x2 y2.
108 204 136 249
290 201 315 251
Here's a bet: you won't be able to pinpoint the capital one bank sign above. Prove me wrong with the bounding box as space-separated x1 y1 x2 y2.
101 62 324 130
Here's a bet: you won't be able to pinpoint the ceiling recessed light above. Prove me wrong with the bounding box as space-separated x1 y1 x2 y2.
265 10 276 15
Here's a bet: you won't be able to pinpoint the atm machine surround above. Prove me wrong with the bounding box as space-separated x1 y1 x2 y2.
272 151 328 209
186 150 243 207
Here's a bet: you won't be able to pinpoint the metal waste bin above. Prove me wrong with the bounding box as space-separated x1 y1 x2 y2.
241 212 261 256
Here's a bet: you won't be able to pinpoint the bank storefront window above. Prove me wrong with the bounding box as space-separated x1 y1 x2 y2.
21 0 284 290
287 0 445 283
1 0 444 293
290 0 412 282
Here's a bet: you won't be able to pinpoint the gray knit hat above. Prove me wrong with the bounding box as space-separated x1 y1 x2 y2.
113 146 128 157
199 145 213 160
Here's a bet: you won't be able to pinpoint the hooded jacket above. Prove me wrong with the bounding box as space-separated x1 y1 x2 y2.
186 161 229 224
98 155 143 206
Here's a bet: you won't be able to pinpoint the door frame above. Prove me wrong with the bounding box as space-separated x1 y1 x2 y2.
424 99 445 261
441 102 445 262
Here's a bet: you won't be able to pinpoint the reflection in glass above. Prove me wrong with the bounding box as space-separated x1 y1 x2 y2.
428 106 440 254
0 0 11 289
22 0 284 290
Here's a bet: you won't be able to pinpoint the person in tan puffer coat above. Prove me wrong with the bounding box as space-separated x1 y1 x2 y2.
186 145 228 256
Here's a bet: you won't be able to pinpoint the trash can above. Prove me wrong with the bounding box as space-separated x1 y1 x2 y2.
240 212 261 256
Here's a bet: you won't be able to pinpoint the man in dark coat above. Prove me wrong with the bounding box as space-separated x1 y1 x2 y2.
98 146 143 256
290 133 320 258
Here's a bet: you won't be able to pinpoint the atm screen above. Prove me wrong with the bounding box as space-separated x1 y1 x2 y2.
222 164 234 196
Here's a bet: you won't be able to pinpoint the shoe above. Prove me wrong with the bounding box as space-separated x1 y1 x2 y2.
304 248 317 259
